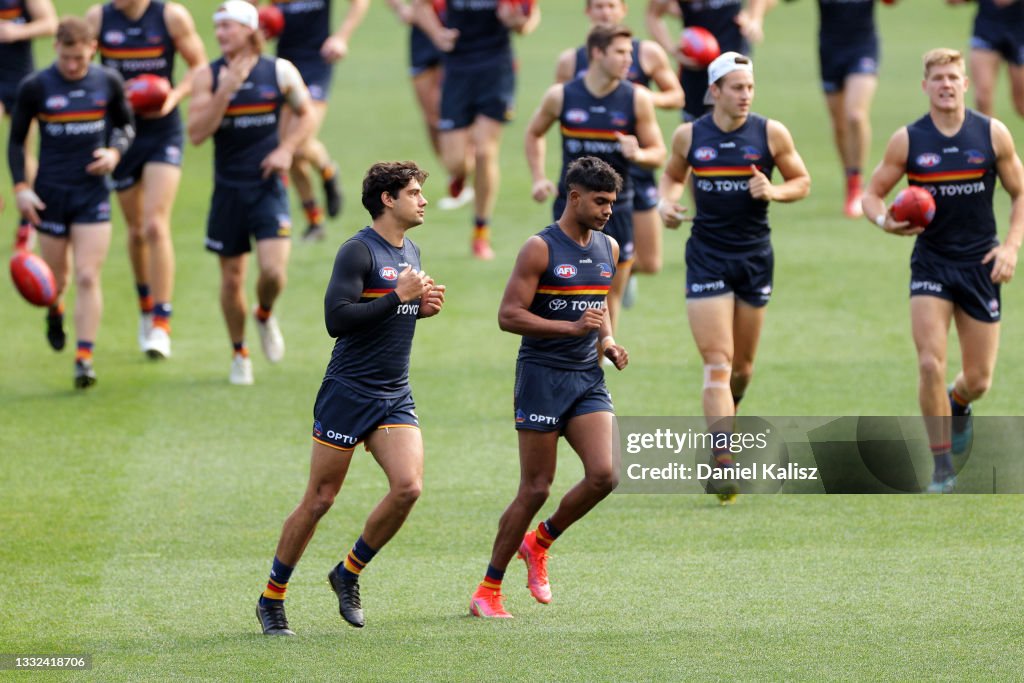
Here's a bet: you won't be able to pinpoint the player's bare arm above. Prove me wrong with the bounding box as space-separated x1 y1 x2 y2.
863 127 918 235
497 0 540 35
657 122 694 228
322 0 370 63
261 60 314 177
188 57 256 144
0 0 56 43
639 39 684 110
983 118 1024 282
414 0 458 51
524 84 563 202
554 47 576 84
499 236 601 338
161 2 208 117
621 86 666 170
598 238 628 370
756 119 810 202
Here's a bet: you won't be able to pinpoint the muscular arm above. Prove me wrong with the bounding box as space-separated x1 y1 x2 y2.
276 59 314 153
554 48 576 84
0 0 57 43
640 39 684 110
322 0 370 63
187 65 230 145
984 118 1024 281
524 84 562 186
499 236 586 338
762 119 810 202
324 239 401 337
645 0 679 62
658 122 692 203
862 127 917 234
165 2 208 107
630 87 667 170
7 74 41 185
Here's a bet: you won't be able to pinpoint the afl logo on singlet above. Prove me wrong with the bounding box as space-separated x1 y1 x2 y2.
694 146 717 162
916 153 941 168
554 264 577 279
45 95 68 110
379 267 399 281
565 108 588 124
104 31 126 45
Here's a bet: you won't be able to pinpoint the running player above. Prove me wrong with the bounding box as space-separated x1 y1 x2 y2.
657 52 810 502
269 0 368 242
388 0 444 160
86 0 207 360
415 0 540 259
528 25 665 337
947 0 1024 117
256 161 445 635
7 16 135 389
469 156 627 619
1 0 57 246
187 0 315 385
813 0 879 218
556 0 683 301
645 0 769 121
862 48 1023 492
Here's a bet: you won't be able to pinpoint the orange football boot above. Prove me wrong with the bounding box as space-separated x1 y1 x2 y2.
469 585 512 618
517 531 552 604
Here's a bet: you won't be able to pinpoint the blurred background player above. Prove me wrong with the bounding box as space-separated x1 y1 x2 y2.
415 0 540 260
645 0 769 121
0 0 57 247
528 25 665 338
555 0 683 306
86 0 207 360
187 0 315 385
470 156 627 619
256 161 444 635
812 0 879 218
7 16 135 389
261 0 368 242
862 47 1024 493
658 52 809 501
387 0 444 162
947 0 1024 118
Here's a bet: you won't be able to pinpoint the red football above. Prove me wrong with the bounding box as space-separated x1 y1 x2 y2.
891 186 936 228
125 73 171 115
681 26 721 69
10 250 57 307
259 4 285 39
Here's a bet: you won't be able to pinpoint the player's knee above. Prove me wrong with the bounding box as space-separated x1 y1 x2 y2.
519 479 551 508
75 267 101 291
390 478 423 508
963 372 992 399
586 467 618 496
917 352 945 379
732 363 754 387
142 217 169 244
845 108 868 129
307 492 336 520
261 264 288 288
703 360 732 391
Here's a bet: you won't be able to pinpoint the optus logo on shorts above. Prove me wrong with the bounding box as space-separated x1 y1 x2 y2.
380 266 399 281
554 264 577 279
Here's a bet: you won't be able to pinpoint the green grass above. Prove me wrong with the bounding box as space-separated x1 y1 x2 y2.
2 1 1024 680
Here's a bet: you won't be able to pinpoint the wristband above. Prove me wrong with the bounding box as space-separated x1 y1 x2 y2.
875 214 886 229
600 335 615 351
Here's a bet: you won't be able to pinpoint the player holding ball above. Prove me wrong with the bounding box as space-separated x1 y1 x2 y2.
862 47 1024 492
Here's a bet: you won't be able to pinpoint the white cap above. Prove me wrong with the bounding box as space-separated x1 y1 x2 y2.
704 51 753 104
213 0 258 29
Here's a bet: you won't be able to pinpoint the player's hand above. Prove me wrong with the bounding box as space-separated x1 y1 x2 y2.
15 186 45 226
748 165 774 201
321 35 349 63
657 199 690 229
396 265 432 303
572 307 605 336
419 283 446 317
147 87 181 119
674 49 701 71
433 27 459 52
261 146 294 178
879 209 921 236
615 132 641 162
0 21 17 43
604 343 628 370
394 2 415 23
86 147 121 176
735 11 764 44
497 1 530 31
983 242 1018 283
531 178 555 203
218 54 258 94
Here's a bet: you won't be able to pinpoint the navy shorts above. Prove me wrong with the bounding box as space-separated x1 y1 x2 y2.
630 168 659 212
685 237 774 307
292 58 333 101
34 180 112 237
410 25 442 77
820 39 879 94
910 252 1001 323
553 194 634 263
112 122 184 191
514 361 613 433
439 58 516 130
972 19 1024 66
312 379 419 451
205 176 291 256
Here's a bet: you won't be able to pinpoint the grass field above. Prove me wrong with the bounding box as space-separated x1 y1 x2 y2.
2 1 1024 680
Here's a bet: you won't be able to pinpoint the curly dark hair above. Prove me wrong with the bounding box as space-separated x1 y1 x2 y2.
565 156 622 195
362 161 429 219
